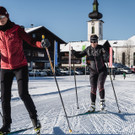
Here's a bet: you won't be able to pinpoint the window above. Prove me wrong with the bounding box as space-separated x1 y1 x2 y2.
32 51 38 57
99 23 102 35
92 26 95 34
32 34 36 38
38 52 44 57
122 52 125 65
133 52 135 66
93 4 96 11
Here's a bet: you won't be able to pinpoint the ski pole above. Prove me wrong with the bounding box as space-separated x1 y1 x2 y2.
0 111 3 118
71 47 79 109
73 63 79 109
0 109 3 122
107 63 121 113
42 35 72 133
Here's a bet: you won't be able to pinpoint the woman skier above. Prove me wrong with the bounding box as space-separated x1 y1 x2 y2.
0 6 49 134
72 34 109 112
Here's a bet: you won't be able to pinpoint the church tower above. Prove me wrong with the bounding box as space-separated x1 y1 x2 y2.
88 0 103 41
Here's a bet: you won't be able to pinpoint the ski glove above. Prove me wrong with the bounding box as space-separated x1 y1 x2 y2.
41 39 51 48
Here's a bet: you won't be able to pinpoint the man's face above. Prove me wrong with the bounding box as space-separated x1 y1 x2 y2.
0 15 8 26
91 42 98 48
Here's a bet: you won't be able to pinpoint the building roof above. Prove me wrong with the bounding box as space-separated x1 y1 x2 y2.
128 35 135 45
89 0 103 20
109 40 127 47
61 35 135 52
60 40 107 52
25 26 66 44
108 35 135 47
25 26 42 33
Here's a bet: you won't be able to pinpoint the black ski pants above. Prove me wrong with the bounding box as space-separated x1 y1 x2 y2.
1 66 37 125
90 68 107 103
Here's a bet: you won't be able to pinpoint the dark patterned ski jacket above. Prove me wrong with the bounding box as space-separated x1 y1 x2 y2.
72 45 109 73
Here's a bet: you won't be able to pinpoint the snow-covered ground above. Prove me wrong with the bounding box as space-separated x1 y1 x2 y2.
0 74 135 134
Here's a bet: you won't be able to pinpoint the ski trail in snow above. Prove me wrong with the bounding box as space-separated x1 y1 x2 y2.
1 75 135 134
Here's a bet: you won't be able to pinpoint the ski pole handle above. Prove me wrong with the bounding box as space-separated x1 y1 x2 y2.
42 35 55 74
42 35 45 40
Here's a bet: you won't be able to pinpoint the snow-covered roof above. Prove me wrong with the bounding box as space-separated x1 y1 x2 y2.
61 35 135 53
60 40 107 52
25 26 66 43
61 41 89 52
108 35 135 47
127 35 135 45
109 40 127 47
128 35 135 41
25 26 43 33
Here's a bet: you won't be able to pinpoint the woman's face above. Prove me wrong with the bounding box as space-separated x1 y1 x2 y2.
0 15 8 26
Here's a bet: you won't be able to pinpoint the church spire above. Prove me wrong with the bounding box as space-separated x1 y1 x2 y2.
89 0 103 20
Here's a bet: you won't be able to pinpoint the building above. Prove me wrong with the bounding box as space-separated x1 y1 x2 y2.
109 36 135 68
60 40 110 67
88 0 103 40
60 0 135 69
23 26 66 70
60 0 109 68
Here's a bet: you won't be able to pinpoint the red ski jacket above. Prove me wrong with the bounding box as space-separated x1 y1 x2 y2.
0 24 42 69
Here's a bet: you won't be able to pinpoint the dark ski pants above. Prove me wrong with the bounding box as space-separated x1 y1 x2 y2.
90 69 107 103
1 66 37 125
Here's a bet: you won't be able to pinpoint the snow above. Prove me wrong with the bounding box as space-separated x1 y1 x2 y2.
109 40 127 47
25 26 43 33
60 40 107 52
1 74 135 134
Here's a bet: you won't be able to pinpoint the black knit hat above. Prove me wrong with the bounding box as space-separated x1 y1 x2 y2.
0 6 9 18
90 34 98 43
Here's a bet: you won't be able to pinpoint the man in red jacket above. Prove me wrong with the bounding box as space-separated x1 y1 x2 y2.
0 6 49 134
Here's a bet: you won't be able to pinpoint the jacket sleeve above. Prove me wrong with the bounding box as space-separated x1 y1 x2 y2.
73 49 87 58
18 26 42 48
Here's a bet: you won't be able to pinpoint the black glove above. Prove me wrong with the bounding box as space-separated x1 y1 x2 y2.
71 50 76 55
41 39 51 48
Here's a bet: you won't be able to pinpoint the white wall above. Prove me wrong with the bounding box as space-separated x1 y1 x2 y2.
87 20 103 41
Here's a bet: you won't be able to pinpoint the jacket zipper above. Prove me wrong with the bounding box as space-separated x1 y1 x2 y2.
4 32 12 69
93 48 99 73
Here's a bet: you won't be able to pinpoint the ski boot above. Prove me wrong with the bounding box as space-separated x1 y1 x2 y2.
0 124 11 135
100 99 106 111
31 118 41 135
88 102 96 112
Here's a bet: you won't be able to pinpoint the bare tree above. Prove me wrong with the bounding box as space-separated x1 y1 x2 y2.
126 40 133 67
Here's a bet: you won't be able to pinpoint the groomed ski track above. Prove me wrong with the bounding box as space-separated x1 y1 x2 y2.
0 74 135 135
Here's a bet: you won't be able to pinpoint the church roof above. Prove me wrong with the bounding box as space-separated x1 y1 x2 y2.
89 0 103 20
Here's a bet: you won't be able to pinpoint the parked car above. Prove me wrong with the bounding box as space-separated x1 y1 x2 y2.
75 70 83 75
42 69 53 76
119 67 132 74
29 70 40 77
38 70 47 76
59 68 69 75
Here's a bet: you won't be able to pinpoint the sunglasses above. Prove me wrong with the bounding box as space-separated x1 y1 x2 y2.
0 15 6 19
91 40 98 43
